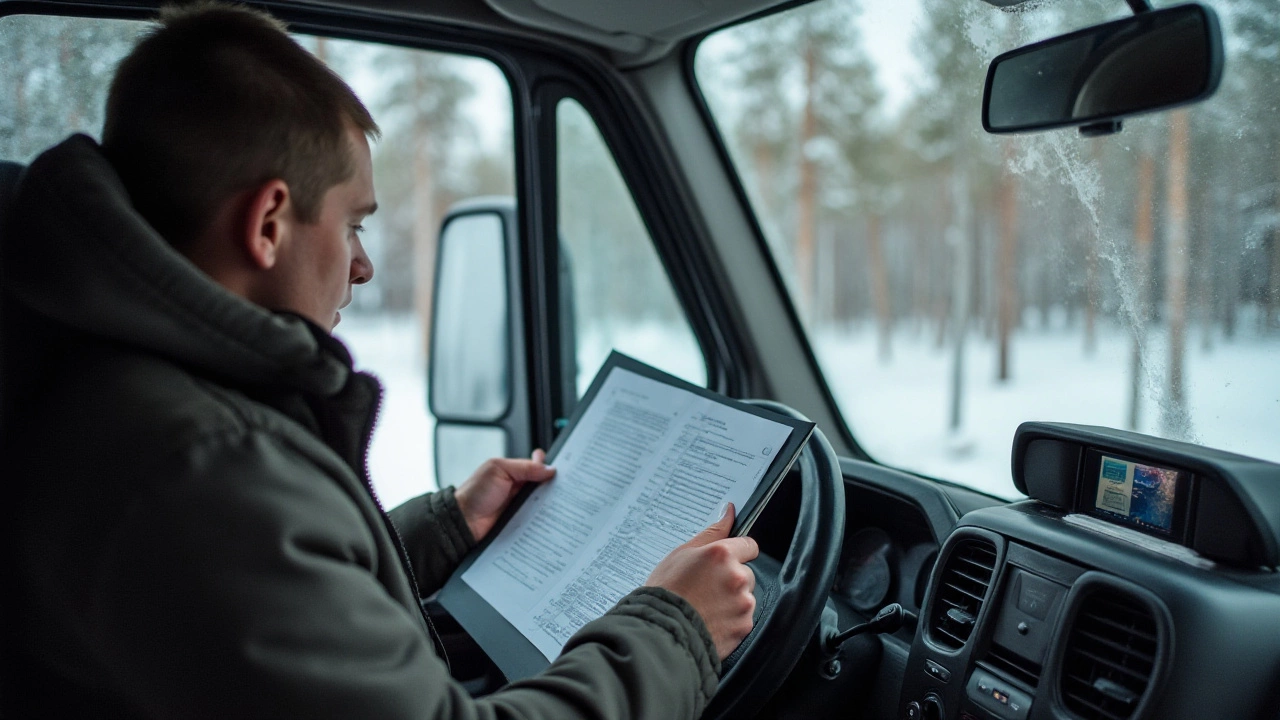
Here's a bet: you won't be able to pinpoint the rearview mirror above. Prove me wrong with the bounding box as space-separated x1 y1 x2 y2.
983 4 1223 136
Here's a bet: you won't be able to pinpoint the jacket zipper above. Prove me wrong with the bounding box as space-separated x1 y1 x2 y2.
356 373 451 673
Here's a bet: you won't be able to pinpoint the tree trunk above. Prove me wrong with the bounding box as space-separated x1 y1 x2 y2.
752 143 775 219
866 214 892 361
59 30 82 129
1128 152 1155 431
1268 229 1280 332
1270 128 1280 332
795 39 818 324
1196 177 1213 352
996 144 1019 382
412 60 439 362
14 45 27 140
816 225 835 324
949 170 972 432
914 211 930 331
1219 179 1239 340
934 174 952 350
1083 228 1098 355
1161 110 1192 438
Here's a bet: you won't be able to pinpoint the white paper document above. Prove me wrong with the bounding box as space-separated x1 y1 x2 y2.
461 366 794 661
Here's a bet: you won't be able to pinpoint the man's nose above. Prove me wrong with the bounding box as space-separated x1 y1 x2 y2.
351 237 374 285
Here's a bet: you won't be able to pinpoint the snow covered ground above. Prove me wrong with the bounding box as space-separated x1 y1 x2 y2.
336 314 437 509
816 314 1280 499
339 312 1280 506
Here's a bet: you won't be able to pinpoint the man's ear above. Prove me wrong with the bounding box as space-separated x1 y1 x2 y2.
242 179 293 270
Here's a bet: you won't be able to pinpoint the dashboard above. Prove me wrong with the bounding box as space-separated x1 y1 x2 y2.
765 422 1280 720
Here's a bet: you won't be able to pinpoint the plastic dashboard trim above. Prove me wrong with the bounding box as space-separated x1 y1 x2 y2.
840 457 968 545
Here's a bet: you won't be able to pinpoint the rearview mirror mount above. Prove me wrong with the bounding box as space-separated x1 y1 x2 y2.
982 3 1223 137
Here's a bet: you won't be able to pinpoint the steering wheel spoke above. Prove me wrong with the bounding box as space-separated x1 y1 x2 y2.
703 401 846 720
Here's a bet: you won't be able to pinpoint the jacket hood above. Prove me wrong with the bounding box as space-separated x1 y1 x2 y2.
4 134 348 396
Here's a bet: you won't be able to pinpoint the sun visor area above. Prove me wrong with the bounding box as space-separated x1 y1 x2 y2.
483 0 781 65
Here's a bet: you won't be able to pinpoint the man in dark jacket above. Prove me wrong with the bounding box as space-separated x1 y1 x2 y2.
3 4 758 718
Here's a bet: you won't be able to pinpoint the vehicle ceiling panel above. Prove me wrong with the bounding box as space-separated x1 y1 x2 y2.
479 0 783 58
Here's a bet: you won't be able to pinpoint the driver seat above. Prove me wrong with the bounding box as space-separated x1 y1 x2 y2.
0 159 26 717
0 162 21 212
0 156 23 712
0 159 25 438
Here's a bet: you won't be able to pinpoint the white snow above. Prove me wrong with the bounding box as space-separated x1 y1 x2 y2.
336 313 437 510
816 314 1280 500
338 312 1280 507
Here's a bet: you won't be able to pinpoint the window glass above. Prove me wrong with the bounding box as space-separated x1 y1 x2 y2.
0 15 515 508
556 98 706 394
0 16 143 160
435 424 507 490
697 0 1280 499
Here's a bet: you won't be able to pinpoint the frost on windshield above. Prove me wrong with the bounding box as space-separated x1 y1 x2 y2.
699 0 1280 498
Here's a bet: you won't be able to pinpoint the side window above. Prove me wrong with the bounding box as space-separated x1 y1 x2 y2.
0 14 514 506
556 98 706 394
0 16 142 160
316 41 514 505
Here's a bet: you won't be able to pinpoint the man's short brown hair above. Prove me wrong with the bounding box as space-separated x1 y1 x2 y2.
102 3 379 248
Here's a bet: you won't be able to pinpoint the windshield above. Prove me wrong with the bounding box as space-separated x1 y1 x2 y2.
696 0 1279 499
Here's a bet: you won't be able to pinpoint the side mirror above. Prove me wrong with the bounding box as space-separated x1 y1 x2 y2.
983 4 1223 136
430 210 510 421
426 198 579 488
429 200 525 487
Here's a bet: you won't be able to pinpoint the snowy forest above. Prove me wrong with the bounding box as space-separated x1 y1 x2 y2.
2 2 1278 497
695 0 1280 492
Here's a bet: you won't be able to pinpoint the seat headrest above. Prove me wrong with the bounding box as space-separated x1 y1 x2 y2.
0 161 25 239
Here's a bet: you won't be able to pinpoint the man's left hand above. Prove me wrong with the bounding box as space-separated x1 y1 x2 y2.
454 450 555 542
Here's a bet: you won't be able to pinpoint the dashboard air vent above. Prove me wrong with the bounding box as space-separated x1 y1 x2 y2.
1060 590 1158 720
928 538 997 650
986 643 1041 689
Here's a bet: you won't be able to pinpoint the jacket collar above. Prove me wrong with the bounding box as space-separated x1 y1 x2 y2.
4 135 349 396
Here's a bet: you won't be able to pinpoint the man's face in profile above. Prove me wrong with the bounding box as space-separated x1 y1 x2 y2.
273 124 377 331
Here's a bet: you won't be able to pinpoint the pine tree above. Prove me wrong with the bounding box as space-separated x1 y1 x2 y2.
368 49 474 335
0 17 140 160
714 2 883 329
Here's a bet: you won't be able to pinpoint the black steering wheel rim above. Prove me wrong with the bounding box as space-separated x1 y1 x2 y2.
702 401 845 720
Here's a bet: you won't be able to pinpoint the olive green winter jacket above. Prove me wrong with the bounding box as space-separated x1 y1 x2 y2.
2 135 719 719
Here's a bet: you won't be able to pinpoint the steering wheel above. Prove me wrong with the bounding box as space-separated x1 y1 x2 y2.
702 400 845 720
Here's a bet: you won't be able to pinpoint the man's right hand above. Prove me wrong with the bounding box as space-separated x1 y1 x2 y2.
644 503 759 661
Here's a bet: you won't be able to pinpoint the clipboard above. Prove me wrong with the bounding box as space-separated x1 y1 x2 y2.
437 351 814 681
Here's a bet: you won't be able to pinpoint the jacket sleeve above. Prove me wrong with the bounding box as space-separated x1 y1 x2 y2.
89 430 720 720
387 487 476 597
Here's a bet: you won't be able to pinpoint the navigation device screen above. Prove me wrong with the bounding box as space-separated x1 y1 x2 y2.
1092 455 1181 534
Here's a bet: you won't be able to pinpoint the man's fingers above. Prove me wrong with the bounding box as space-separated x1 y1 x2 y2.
746 564 757 594
492 457 556 482
718 535 760 564
531 448 547 464
685 503 735 548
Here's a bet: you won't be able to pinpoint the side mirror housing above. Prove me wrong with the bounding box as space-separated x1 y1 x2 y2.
428 199 527 486
425 197 580 487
